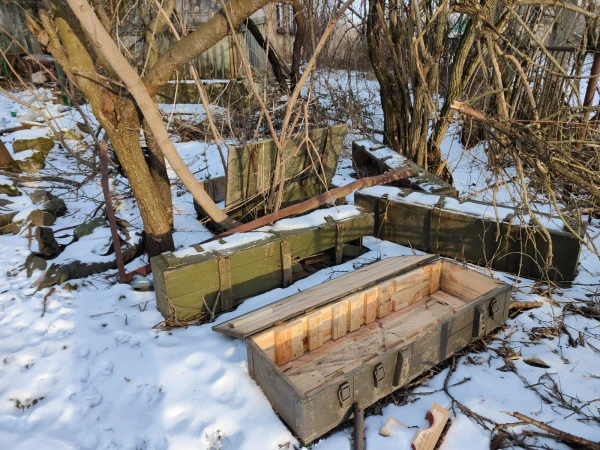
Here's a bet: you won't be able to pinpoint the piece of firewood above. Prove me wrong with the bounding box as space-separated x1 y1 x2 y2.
380 416 405 437
510 301 543 310
411 403 450 450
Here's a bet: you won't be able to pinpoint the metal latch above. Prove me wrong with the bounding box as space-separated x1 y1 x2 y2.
337 382 351 405
373 363 386 387
489 298 500 319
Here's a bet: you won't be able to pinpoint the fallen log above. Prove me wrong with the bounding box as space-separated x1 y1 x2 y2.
199 167 414 244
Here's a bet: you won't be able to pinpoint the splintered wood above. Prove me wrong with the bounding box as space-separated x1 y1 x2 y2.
261 260 456 367
412 403 450 450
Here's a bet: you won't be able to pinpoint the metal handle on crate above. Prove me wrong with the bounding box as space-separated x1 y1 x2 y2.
373 363 386 387
338 382 351 404
489 298 500 319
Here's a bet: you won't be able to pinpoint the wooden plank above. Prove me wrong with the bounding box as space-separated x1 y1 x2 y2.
364 287 378 324
411 403 450 450
218 257 232 310
275 320 304 366
331 300 348 340
214 255 437 338
430 291 466 309
392 280 430 312
377 281 394 318
428 262 442 294
347 294 364 332
307 312 324 351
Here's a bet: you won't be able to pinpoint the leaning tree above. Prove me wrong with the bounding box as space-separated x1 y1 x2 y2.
26 0 291 257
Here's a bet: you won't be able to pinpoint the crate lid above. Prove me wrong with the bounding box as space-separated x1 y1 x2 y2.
212 254 438 339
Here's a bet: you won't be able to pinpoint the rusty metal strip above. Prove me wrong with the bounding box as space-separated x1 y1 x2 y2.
281 239 293 287
218 256 232 310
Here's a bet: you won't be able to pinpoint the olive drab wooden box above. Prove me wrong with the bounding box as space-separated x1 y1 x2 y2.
214 255 512 444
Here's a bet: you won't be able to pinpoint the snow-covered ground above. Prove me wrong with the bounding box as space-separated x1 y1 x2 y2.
1 84 600 450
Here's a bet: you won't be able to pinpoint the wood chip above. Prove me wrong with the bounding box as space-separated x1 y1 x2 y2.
380 416 405 437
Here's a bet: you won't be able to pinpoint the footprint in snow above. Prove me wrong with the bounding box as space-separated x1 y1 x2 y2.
196 365 226 384
69 387 103 413
75 344 90 359
136 384 164 405
183 352 205 370
11 320 30 333
114 331 141 347
97 360 114 378
45 319 75 340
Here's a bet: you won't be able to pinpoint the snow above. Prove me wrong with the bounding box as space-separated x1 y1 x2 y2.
1 83 600 450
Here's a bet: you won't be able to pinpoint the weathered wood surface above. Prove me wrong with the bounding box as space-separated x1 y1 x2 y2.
352 138 458 198
152 208 373 321
226 124 347 218
412 403 450 450
235 257 511 444
214 255 437 339
354 186 582 282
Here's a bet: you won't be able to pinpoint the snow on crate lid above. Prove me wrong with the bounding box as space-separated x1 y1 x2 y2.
172 205 363 258
357 186 567 232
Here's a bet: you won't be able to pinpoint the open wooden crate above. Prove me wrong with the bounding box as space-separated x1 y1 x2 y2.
214 255 511 443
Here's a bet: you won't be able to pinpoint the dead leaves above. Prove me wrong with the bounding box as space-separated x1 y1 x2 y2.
10 396 45 411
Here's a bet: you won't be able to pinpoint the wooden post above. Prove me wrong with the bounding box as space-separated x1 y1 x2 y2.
353 402 365 450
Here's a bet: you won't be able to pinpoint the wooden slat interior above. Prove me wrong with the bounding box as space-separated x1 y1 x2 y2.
214 255 434 339
251 260 445 365
250 260 502 394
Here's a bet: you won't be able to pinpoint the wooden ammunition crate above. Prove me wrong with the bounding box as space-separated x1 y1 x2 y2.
214 255 511 443
352 138 458 198
152 208 374 321
354 187 583 282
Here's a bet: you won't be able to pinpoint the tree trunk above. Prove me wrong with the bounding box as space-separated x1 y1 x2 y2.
244 17 288 89
0 140 14 168
290 0 306 90
102 99 175 256
65 0 239 231
40 2 175 258
143 119 174 229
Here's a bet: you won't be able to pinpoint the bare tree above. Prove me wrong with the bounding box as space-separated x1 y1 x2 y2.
26 0 282 256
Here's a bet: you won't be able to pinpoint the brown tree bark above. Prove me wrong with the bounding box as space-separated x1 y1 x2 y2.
36 2 175 257
244 17 288 89
290 0 306 90
0 140 14 168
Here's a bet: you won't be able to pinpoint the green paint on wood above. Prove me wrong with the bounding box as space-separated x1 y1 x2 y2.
152 210 374 321
355 188 582 282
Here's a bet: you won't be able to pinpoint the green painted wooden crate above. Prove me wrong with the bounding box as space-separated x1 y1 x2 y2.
152 208 374 321
354 186 583 282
